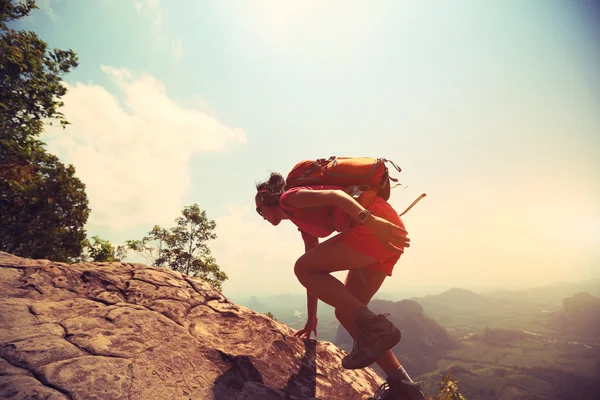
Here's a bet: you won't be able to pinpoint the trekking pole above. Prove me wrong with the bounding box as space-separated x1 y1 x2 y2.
398 193 427 217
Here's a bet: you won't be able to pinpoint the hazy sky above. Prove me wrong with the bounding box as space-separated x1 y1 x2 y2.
15 0 600 298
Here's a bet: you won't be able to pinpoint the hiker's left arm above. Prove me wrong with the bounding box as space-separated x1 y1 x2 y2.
300 230 319 320
283 189 396 227
284 189 410 249
283 189 365 218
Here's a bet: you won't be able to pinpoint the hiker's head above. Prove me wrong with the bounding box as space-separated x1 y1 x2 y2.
255 172 287 226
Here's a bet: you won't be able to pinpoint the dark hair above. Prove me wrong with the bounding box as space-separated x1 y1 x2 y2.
255 172 286 206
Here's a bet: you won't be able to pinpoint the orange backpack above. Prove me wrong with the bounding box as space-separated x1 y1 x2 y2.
285 156 426 216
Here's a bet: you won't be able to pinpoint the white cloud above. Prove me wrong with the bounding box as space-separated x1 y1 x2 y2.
42 66 246 232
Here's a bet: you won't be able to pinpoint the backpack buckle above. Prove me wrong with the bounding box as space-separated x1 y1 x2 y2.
349 185 364 199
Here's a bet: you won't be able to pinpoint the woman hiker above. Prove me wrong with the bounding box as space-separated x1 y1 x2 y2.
254 172 426 400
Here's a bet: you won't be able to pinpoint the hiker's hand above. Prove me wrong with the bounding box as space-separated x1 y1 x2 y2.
294 316 318 340
364 215 410 252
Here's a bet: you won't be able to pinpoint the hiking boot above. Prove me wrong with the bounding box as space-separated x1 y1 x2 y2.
341 313 401 370
368 378 426 400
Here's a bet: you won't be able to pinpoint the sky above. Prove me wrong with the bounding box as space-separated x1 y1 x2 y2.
11 0 600 300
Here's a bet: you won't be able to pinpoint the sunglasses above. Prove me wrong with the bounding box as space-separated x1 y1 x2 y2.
256 204 263 216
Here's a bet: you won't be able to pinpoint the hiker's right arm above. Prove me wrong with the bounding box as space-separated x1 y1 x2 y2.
291 231 320 339
301 230 319 320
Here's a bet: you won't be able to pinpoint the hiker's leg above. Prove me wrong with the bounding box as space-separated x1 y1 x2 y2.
334 267 401 375
295 232 403 370
293 234 379 316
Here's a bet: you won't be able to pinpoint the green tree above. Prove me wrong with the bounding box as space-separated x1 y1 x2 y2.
125 225 170 266
1 0 78 139
265 312 278 321
426 374 467 400
82 236 126 262
127 204 228 291
0 150 89 261
0 0 89 262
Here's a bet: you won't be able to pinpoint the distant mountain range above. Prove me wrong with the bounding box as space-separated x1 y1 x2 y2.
232 279 600 333
233 279 600 315
407 279 600 332
412 287 517 315
485 279 600 307
549 292 600 339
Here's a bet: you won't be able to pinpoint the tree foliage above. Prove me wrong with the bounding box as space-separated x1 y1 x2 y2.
0 148 89 261
126 204 228 291
0 0 89 262
426 374 467 400
1 0 78 139
82 236 126 263
125 225 170 267
265 312 278 321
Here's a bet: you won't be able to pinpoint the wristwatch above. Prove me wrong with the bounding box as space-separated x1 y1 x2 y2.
357 209 373 225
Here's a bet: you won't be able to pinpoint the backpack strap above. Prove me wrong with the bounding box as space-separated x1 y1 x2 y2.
381 158 402 182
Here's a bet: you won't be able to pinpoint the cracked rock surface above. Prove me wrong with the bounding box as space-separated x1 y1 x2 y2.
0 252 384 400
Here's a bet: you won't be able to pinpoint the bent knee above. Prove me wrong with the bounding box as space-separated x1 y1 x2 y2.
334 307 345 321
293 255 307 279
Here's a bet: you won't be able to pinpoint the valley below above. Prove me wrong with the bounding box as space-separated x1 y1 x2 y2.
232 279 600 400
